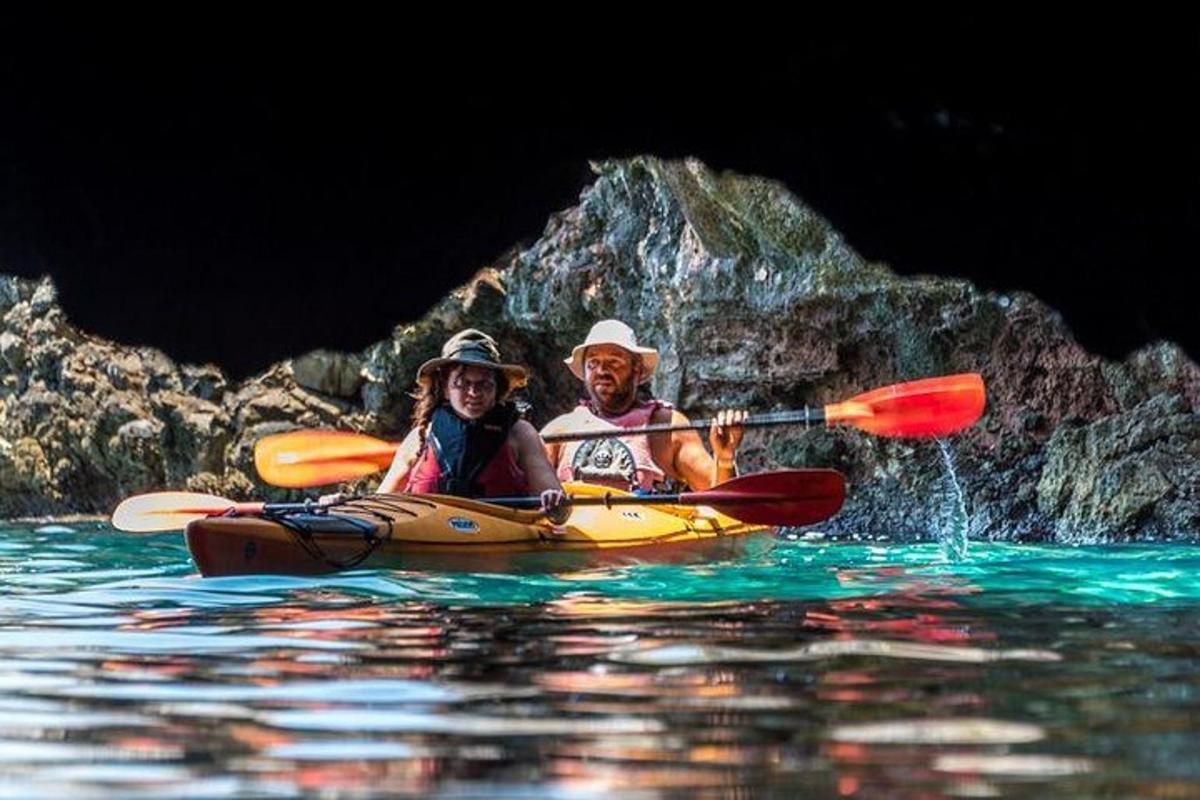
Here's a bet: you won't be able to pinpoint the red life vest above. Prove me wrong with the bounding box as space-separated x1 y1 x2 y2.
404 404 530 499
405 439 528 497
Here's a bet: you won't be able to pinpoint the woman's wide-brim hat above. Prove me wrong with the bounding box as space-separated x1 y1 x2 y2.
416 329 528 389
564 319 659 384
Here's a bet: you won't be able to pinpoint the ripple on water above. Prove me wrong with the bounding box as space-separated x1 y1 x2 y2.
0 523 1195 797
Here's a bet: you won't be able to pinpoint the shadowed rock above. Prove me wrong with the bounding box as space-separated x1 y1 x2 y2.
1 157 1196 541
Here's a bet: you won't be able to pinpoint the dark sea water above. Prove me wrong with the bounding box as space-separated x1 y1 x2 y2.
1 522 1198 798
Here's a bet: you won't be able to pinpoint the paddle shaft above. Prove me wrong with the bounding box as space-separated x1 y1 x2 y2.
479 490 789 511
225 502 321 516
540 408 828 443
210 496 752 516
112 466 845 532
253 373 984 490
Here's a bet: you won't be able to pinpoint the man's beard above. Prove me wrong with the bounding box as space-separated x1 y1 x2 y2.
587 378 637 415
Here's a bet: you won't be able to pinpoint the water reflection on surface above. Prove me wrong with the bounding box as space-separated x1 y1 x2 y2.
0 524 1198 797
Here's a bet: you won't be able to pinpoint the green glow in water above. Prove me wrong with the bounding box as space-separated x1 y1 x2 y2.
3 523 1197 609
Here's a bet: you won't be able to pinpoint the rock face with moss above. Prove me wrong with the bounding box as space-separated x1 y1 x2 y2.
2 157 1197 541
0 277 371 514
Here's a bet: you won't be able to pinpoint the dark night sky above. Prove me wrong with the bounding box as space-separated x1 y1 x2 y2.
1 17 1197 377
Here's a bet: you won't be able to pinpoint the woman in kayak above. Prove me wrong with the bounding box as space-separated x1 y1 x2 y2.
374 329 567 519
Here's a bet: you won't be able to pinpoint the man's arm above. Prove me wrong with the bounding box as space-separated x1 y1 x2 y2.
664 408 746 490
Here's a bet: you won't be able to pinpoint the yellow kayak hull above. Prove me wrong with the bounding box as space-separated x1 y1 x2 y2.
185 482 774 576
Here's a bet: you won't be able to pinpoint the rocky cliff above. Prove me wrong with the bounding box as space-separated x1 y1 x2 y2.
3 157 1196 541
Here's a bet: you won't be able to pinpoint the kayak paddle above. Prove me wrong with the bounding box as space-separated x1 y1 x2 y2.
544 372 987 441
111 492 270 533
254 372 985 488
111 469 845 532
484 468 846 526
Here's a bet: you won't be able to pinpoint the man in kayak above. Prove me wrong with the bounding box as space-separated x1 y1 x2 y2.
374 329 568 519
541 320 747 491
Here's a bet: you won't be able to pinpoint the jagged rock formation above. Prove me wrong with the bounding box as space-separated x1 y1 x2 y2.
2 157 1196 541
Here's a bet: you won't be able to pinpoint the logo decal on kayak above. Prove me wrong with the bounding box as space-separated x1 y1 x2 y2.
621 510 643 520
448 517 479 534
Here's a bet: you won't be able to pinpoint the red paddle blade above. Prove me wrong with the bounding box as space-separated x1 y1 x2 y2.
112 492 237 533
824 373 986 437
254 430 398 488
684 468 846 526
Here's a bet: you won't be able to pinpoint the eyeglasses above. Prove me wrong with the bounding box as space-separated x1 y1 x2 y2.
449 376 497 395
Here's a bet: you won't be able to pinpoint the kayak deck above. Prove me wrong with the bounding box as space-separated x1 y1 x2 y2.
184 483 774 576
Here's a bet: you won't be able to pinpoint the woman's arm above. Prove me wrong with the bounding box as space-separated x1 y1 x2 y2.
374 428 422 494
511 420 564 494
511 420 568 521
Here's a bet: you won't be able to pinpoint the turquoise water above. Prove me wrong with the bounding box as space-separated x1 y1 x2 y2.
1 522 1199 797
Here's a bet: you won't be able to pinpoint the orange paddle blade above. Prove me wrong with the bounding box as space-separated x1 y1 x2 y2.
823 373 986 437
112 491 249 533
254 430 398 488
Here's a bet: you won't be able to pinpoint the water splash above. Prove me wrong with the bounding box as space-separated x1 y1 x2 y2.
936 438 970 560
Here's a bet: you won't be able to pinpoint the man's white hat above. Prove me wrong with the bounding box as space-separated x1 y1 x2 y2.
564 319 659 384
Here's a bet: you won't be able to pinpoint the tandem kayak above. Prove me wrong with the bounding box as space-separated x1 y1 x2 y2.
184 482 789 576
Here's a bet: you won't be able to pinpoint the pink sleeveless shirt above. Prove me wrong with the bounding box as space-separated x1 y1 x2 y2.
554 400 672 491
